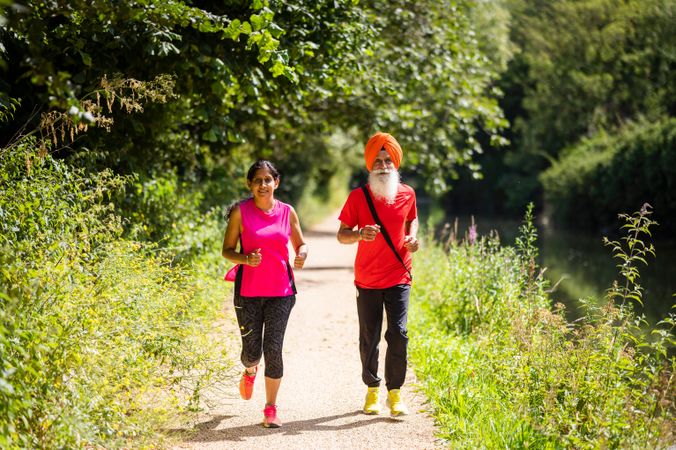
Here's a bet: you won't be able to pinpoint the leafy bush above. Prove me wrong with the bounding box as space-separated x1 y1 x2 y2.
121 170 204 243
540 117 676 232
0 139 231 448
410 206 674 448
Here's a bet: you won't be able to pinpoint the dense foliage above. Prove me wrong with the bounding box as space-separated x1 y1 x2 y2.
1 0 505 199
541 117 676 230
410 207 674 448
0 138 231 448
509 0 674 157
442 0 675 231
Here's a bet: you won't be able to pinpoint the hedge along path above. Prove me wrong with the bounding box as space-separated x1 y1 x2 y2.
172 211 438 450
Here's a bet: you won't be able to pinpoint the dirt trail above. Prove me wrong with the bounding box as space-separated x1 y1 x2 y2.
172 211 438 449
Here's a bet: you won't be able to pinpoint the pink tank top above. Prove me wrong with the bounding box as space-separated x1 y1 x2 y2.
239 198 295 297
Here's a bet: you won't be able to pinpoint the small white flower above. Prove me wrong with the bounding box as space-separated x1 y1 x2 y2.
68 105 79 115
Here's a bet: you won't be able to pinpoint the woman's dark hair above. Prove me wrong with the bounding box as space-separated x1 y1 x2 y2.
247 159 280 181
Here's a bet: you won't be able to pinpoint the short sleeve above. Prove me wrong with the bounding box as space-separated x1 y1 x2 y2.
338 189 360 228
406 190 417 221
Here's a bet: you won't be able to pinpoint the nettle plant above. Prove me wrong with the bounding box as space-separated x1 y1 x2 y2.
602 204 675 353
515 202 547 301
603 204 674 423
603 203 657 311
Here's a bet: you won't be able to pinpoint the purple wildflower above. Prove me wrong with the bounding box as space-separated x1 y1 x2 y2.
468 224 477 245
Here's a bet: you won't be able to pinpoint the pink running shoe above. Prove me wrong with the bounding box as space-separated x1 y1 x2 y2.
263 404 282 428
239 366 257 400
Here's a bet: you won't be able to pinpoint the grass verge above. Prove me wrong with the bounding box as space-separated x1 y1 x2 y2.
409 206 674 449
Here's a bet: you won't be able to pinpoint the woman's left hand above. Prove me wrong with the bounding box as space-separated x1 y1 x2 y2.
294 252 307 269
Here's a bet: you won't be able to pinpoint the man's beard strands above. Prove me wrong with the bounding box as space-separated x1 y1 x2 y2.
369 170 400 204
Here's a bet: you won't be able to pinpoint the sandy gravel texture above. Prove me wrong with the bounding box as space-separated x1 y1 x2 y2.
171 211 439 450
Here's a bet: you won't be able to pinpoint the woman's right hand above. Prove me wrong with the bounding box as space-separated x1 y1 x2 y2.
246 248 262 267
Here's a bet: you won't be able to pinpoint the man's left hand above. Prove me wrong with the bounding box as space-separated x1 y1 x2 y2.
404 236 419 253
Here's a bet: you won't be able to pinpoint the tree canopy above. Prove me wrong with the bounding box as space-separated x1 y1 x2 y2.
510 0 675 157
1 0 506 199
442 0 675 229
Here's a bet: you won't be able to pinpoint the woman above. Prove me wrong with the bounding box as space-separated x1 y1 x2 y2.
222 160 308 428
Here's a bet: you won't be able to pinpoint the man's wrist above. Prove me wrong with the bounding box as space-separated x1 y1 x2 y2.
357 228 363 241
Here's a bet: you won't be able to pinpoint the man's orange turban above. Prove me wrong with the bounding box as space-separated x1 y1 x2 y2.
364 132 403 171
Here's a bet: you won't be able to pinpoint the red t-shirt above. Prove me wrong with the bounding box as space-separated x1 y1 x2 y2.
338 184 417 289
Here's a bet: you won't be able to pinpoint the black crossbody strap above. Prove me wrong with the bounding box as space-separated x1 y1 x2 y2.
361 186 412 280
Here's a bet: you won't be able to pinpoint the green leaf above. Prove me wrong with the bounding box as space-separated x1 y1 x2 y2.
240 22 252 36
202 128 217 142
270 61 285 77
227 130 242 143
250 14 264 32
268 23 284 39
79 51 92 67
224 19 242 40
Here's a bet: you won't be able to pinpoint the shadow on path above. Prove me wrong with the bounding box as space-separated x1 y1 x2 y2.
169 411 403 443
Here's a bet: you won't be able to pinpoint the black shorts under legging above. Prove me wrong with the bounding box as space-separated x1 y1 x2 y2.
233 294 295 379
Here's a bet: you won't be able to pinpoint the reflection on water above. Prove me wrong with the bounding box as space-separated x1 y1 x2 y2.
431 214 676 324
540 227 676 323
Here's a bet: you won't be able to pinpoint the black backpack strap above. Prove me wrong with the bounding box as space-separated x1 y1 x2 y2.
237 234 297 297
361 186 412 280
286 262 297 295
234 236 244 297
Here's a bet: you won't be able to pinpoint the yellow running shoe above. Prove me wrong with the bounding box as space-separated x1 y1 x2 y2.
363 387 381 415
386 389 409 417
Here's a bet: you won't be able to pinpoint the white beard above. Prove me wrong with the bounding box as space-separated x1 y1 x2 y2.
368 169 400 204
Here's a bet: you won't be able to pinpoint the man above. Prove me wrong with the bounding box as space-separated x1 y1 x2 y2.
337 132 419 417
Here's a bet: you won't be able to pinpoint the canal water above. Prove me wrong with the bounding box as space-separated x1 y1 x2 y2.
428 213 676 324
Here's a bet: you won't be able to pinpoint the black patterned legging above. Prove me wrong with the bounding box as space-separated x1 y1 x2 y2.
233 294 295 379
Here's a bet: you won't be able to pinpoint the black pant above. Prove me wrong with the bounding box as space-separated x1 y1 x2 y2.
356 284 410 390
233 294 295 379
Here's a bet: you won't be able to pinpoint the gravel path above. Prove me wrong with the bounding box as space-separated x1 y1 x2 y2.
172 211 439 449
